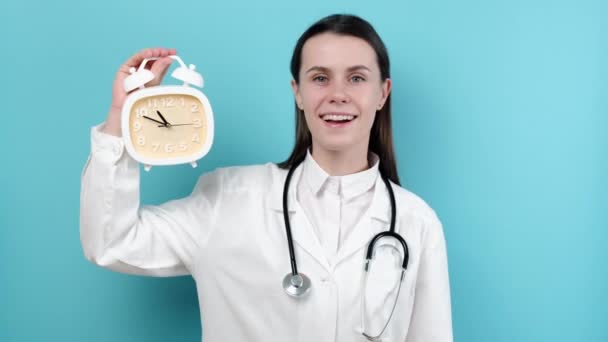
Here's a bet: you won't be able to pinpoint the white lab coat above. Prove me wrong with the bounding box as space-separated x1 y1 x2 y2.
80 124 453 342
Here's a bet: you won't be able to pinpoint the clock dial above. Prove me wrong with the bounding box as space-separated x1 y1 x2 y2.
129 94 208 159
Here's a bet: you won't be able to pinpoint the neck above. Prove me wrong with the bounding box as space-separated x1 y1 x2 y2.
311 142 370 176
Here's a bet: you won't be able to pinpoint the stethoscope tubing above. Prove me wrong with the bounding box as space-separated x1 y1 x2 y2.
282 159 300 276
364 173 409 269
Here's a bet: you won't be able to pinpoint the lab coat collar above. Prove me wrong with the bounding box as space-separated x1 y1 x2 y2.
266 162 393 271
302 149 380 201
266 163 329 269
266 162 391 223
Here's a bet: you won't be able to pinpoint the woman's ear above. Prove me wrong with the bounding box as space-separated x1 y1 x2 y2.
291 79 303 109
379 78 392 109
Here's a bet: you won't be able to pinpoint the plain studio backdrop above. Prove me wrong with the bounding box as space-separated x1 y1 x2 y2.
0 0 606 341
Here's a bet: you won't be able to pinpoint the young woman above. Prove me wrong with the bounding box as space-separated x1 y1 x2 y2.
81 14 453 342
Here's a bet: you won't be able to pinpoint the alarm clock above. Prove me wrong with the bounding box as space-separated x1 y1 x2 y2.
121 55 214 171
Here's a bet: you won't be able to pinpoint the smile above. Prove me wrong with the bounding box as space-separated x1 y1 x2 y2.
319 113 357 127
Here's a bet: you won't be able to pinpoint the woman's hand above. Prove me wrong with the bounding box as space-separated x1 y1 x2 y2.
103 47 177 136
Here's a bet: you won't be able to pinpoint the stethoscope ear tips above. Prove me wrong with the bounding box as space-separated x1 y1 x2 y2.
283 273 311 298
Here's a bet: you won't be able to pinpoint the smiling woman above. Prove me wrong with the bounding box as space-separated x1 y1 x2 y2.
287 32 391 177
280 15 397 183
80 13 452 342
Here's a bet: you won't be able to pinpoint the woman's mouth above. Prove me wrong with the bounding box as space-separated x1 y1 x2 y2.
319 113 357 128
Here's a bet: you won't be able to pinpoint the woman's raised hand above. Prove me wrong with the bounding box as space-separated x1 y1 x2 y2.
103 47 177 136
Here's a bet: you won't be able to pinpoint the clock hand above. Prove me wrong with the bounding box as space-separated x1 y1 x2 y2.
156 110 170 126
143 115 167 126
157 123 194 127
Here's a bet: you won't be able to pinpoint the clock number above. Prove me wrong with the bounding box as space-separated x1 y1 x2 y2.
193 118 202 128
179 142 188 151
134 121 142 132
136 108 148 118
161 97 175 108
147 99 158 108
192 134 200 143
164 143 175 153
152 143 160 152
191 104 200 113
137 136 146 146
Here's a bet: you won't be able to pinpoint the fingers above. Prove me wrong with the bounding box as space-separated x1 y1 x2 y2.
148 56 174 85
151 57 173 76
121 47 177 71
117 47 178 88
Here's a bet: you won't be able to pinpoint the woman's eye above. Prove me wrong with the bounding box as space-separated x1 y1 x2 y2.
351 75 365 83
313 75 328 83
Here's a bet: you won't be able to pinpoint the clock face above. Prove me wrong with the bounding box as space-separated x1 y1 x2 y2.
128 94 208 159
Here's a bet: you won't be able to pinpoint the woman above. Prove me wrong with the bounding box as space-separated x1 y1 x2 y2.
80 14 453 342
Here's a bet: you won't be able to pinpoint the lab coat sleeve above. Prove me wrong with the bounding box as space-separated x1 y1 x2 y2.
79 123 222 276
404 216 453 342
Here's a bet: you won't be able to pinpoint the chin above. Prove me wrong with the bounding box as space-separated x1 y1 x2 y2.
314 138 357 153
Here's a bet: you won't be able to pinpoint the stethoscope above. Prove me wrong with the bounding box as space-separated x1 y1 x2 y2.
281 159 409 341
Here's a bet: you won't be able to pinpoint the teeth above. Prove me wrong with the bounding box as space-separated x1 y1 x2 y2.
321 114 355 121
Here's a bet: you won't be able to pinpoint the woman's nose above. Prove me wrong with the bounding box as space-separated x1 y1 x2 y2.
328 80 350 104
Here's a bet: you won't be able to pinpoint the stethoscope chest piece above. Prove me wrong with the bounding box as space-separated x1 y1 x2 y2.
283 273 311 298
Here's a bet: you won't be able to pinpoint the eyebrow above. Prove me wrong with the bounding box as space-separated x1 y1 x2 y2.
304 65 371 74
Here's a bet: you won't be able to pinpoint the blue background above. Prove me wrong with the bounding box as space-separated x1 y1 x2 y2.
1 0 606 341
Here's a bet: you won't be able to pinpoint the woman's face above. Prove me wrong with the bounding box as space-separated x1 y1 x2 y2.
292 32 391 154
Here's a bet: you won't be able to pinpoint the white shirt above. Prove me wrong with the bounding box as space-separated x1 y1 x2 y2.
80 123 453 342
297 149 379 264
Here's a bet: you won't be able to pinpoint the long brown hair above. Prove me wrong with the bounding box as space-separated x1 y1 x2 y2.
277 14 400 186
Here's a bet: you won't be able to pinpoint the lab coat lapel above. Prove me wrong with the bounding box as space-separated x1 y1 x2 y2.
335 176 393 267
266 164 331 272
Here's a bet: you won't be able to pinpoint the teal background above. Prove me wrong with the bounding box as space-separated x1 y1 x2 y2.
1 0 606 341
